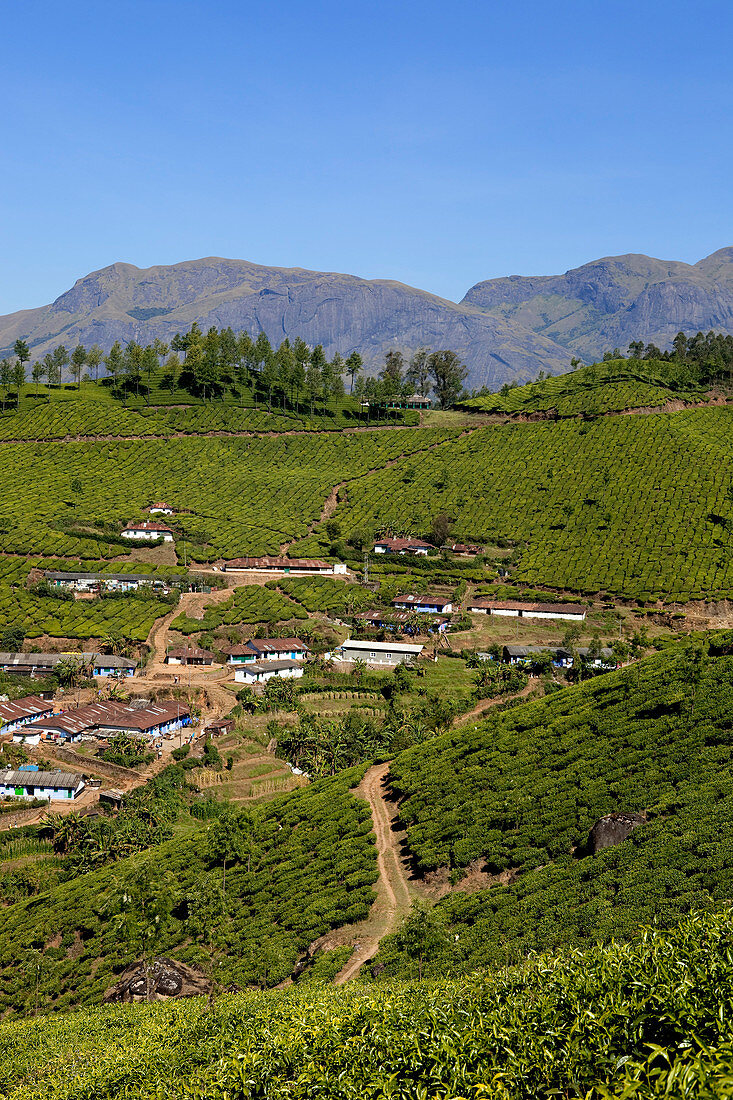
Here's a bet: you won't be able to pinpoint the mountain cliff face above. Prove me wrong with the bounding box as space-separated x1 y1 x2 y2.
2 249 733 390
462 249 733 362
0 259 573 391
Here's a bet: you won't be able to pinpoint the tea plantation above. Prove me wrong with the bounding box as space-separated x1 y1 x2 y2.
0 909 731 1098
0 767 376 1016
170 585 307 633
323 407 733 600
370 633 733 975
458 358 707 417
0 428 457 560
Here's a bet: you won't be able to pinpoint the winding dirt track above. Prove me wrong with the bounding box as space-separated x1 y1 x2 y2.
334 762 413 984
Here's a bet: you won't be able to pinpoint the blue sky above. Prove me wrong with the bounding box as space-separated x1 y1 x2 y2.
1 0 731 312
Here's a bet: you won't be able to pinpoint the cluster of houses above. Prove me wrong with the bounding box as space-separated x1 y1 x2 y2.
164 638 313 686
45 571 184 597
0 697 192 746
0 651 137 678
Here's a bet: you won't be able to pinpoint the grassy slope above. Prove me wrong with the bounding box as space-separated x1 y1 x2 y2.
371 634 733 976
0 910 731 1098
0 769 376 1016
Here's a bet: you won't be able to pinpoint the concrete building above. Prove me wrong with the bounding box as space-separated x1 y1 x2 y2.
373 538 433 556
468 599 587 622
220 557 346 575
0 652 136 678
0 768 84 801
234 659 305 685
334 638 423 666
392 594 453 614
165 647 215 667
224 639 310 665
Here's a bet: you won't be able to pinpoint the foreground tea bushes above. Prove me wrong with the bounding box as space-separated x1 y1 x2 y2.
1 910 732 1099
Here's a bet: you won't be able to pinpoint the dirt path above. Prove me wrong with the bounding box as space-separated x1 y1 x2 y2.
331 762 414 984
451 680 535 728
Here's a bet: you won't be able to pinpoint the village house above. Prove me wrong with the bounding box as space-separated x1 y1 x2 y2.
578 646 616 669
373 537 434 556
360 610 449 635
391 594 454 614
205 718 235 737
219 556 346 575
502 645 573 667
467 599 587 622
0 695 55 738
334 638 424 667
165 647 215 667
44 571 184 595
373 394 433 410
450 544 483 557
224 639 310 665
234 659 305 685
0 652 136 678
23 700 192 743
121 521 175 543
148 502 174 515
0 767 84 802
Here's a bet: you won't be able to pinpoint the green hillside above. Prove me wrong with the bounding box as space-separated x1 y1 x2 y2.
1 910 732 1098
459 358 709 417
371 634 733 976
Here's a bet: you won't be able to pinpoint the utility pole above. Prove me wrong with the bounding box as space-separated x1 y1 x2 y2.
363 551 369 587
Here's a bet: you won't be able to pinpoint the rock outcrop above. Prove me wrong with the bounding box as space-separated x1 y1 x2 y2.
586 811 645 855
103 956 212 1003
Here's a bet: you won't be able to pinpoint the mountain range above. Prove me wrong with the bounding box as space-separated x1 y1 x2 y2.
2 248 733 389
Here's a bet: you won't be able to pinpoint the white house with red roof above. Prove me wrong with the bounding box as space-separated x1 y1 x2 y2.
122 521 174 543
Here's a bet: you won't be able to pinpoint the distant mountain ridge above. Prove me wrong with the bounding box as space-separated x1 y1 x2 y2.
462 248 733 363
2 249 733 389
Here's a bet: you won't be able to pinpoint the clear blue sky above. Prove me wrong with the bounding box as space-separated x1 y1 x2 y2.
2 0 731 313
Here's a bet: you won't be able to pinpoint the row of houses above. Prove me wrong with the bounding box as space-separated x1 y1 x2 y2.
0 652 137 678
45 571 185 595
122 521 175 542
218 557 348 576
468 599 587 622
9 699 192 745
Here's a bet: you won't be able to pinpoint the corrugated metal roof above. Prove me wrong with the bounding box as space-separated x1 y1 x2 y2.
0 769 82 789
0 695 54 723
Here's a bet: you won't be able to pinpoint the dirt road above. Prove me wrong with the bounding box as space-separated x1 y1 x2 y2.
333 762 413 983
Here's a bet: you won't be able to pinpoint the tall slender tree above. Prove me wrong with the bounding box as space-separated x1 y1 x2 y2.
346 351 363 393
70 344 87 389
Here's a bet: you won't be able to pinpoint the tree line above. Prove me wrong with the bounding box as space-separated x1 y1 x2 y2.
3 327 468 411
